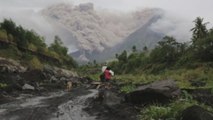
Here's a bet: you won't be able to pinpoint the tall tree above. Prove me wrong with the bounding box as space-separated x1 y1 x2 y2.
117 50 127 63
191 17 209 45
132 45 137 53
0 19 17 36
49 36 68 56
150 36 181 65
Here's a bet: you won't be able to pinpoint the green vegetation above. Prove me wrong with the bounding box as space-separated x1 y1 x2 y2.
77 17 213 120
139 90 213 120
110 17 213 75
0 83 7 89
115 67 213 89
77 64 101 81
120 84 136 93
105 17 213 90
0 19 77 69
28 56 44 70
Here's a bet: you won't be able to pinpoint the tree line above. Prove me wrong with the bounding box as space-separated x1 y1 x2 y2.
110 17 213 74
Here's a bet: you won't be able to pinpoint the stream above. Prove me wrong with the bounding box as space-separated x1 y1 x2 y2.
0 88 98 120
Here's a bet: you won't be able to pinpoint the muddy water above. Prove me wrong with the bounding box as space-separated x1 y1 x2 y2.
0 89 98 120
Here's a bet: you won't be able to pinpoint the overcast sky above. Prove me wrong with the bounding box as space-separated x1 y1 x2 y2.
0 0 212 21
0 0 212 51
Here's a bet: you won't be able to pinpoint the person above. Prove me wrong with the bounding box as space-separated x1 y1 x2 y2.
100 64 114 82
103 67 114 89
104 67 112 81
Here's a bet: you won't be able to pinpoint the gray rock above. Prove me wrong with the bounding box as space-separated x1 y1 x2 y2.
102 91 121 106
97 89 121 107
125 80 180 104
22 84 35 90
50 76 58 82
0 57 26 73
179 105 213 120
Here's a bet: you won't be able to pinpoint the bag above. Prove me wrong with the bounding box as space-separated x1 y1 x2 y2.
100 73 105 82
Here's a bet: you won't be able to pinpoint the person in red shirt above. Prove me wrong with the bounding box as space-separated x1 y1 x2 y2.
104 67 112 81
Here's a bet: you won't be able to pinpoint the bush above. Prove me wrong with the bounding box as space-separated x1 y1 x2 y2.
0 83 7 89
28 43 37 51
0 45 21 60
29 56 43 70
0 29 8 40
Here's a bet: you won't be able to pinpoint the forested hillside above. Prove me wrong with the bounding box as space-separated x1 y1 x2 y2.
110 17 213 74
0 19 77 69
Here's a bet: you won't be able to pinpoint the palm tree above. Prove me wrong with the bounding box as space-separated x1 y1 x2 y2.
191 17 209 44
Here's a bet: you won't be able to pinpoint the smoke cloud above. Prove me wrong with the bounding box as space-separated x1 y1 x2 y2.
150 12 193 42
0 0 206 54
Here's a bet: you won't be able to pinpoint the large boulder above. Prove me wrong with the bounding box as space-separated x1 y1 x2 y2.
125 80 180 105
179 105 213 120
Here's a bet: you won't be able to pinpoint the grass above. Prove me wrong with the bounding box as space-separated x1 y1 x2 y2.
120 84 136 93
115 67 213 89
88 73 101 81
139 95 213 120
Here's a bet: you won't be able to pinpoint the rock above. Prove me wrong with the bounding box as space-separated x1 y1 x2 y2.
0 94 14 104
184 88 213 107
179 105 213 120
22 84 35 90
43 65 78 78
125 80 180 105
0 57 26 73
50 76 58 82
59 77 67 81
100 90 121 106
189 79 206 87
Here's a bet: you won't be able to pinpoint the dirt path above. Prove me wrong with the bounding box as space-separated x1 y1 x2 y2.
0 88 98 120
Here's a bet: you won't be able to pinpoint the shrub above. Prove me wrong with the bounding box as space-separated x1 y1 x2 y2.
0 45 21 60
29 56 43 70
28 43 37 51
0 83 7 89
0 29 8 40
